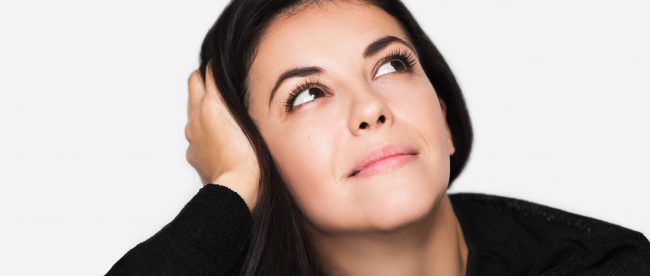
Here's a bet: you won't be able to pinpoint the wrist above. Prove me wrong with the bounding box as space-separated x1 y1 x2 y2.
212 170 259 212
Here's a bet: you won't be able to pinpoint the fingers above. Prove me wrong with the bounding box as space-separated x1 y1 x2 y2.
185 143 194 166
201 64 234 130
204 61 227 105
187 69 205 118
185 62 230 150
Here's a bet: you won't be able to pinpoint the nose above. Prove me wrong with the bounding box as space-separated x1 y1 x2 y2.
348 85 393 136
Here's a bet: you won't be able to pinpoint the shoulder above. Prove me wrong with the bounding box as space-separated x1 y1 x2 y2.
449 192 650 275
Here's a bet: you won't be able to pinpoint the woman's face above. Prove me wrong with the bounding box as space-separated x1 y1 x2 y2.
247 1 455 234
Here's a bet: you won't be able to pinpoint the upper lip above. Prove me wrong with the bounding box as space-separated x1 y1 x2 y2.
348 144 419 177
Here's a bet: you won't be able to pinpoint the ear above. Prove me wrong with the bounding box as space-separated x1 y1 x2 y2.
439 98 455 156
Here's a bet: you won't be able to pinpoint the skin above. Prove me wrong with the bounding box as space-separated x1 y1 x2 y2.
240 1 469 275
186 63 260 211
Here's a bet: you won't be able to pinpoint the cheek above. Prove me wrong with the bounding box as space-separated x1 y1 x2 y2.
266 115 343 214
389 78 451 182
391 77 446 142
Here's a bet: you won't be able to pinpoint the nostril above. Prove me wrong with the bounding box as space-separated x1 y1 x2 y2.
378 115 385 123
359 122 368 129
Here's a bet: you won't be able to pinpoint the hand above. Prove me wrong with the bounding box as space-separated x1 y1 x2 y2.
185 64 260 212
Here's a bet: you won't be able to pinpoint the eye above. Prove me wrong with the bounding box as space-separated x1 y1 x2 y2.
292 87 325 106
375 59 408 78
373 49 417 78
284 81 327 113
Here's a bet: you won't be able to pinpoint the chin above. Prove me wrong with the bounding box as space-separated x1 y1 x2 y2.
363 174 445 232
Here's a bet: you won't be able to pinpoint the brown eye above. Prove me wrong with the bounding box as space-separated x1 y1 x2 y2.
375 59 407 77
291 87 326 107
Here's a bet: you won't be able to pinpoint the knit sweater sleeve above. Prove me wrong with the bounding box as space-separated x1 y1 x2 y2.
106 184 252 276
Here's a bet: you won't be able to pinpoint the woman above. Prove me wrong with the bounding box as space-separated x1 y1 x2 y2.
108 0 650 275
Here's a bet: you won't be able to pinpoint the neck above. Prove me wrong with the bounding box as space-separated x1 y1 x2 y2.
308 195 468 276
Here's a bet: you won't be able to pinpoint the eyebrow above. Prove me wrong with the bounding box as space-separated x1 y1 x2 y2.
268 66 324 109
268 35 415 109
363 35 415 58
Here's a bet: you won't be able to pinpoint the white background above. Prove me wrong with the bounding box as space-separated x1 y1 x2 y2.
1 0 648 275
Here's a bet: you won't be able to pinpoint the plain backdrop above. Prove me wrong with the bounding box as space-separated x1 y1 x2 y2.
0 0 648 275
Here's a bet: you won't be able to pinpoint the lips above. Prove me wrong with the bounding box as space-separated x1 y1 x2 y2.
349 144 419 177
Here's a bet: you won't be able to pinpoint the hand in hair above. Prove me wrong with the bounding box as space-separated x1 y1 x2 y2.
185 65 260 213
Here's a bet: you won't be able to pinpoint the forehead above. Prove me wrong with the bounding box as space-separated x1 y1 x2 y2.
267 2 404 39
255 1 409 66
248 1 411 106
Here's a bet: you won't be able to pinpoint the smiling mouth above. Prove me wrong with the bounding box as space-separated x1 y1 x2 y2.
349 152 419 178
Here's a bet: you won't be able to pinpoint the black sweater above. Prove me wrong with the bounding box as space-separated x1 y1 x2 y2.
107 185 650 275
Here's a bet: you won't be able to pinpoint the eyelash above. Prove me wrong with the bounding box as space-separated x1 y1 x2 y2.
283 49 418 113
377 49 417 75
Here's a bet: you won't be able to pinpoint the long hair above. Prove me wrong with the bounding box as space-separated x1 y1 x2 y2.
198 0 473 274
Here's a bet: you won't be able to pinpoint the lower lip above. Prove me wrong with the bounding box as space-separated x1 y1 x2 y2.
352 154 418 178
